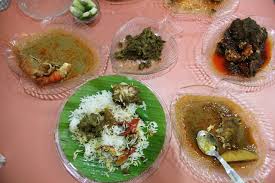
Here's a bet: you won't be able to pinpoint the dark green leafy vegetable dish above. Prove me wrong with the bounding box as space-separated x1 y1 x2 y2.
57 75 167 182
114 27 165 70
214 17 271 78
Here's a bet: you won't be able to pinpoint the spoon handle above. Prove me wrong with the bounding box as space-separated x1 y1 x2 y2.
216 154 245 183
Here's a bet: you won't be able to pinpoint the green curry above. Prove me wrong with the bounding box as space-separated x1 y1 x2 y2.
13 29 99 85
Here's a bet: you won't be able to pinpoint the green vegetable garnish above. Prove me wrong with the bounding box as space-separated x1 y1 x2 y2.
72 0 85 12
89 7 98 15
70 6 82 18
70 0 98 21
136 108 149 121
114 27 165 70
80 0 96 10
82 11 91 18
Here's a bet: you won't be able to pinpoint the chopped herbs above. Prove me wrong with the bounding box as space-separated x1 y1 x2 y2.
77 109 116 139
78 113 104 138
114 27 165 70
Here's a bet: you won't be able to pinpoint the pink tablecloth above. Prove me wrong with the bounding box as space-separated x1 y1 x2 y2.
1 0 275 183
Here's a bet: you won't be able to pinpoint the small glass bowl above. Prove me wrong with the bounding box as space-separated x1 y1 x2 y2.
170 85 275 183
72 0 101 25
3 18 109 100
55 74 172 183
156 0 239 23
194 15 275 92
17 0 71 20
110 17 178 79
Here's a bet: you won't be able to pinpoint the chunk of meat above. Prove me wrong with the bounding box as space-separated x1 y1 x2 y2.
115 147 136 166
35 63 71 86
112 83 141 106
225 49 241 62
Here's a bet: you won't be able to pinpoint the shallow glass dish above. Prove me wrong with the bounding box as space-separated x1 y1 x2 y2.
55 75 171 183
170 85 275 183
110 17 178 79
17 0 71 20
195 15 275 92
3 18 108 100
159 0 239 23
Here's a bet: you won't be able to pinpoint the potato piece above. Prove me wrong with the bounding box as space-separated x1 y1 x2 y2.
221 150 258 162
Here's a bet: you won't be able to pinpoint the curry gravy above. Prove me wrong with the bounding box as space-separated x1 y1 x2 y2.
175 95 260 172
14 29 99 82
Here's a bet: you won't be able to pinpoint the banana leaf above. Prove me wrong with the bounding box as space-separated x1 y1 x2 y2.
57 75 167 182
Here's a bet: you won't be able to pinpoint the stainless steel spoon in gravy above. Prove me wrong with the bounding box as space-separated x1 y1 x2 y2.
196 130 245 183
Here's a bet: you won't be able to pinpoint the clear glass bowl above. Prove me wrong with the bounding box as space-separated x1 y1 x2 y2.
170 85 275 183
3 18 109 100
155 0 239 23
17 0 71 20
110 17 178 80
55 74 172 183
194 15 275 92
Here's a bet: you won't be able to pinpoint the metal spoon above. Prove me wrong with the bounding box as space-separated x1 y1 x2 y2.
196 130 245 183
0 154 6 168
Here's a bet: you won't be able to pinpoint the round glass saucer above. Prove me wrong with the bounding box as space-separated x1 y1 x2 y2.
194 15 275 92
3 18 109 100
17 0 71 20
110 17 178 80
55 75 172 183
170 84 275 183
153 0 239 23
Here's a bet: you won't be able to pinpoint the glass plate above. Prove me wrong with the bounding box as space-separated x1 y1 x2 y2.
194 15 275 92
3 18 109 100
154 0 239 23
170 85 275 183
110 17 178 80
55 75 171 183
17 0 71 20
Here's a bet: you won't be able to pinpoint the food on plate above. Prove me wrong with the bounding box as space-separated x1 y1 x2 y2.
213 17 272 77
166 0 225 14
70 0 98 22
69 83 158 173
114 27 165 70
34 62 72 86
13 29 99 86
112 83 141 106
174 95 258 169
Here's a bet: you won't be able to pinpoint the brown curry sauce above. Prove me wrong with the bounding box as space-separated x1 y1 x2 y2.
13 29 99 85
175 95 258 170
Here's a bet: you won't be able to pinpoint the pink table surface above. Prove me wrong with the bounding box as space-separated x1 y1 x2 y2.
1 0 275 183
